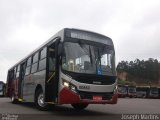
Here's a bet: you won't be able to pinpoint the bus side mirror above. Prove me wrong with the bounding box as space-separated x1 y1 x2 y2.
58 43 63 56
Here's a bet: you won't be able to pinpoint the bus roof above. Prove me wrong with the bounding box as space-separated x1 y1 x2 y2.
8 28 113 71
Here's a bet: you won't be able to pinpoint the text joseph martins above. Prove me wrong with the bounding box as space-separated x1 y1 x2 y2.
121 114 159 120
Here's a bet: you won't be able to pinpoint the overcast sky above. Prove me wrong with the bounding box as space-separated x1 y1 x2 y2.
0 0 160 82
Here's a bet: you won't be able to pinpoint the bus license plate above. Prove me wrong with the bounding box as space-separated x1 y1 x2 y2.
93 96 102 100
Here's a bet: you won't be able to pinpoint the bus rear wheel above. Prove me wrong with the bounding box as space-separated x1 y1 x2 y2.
11 92 18 104
71 104 88 110
35 89 49 111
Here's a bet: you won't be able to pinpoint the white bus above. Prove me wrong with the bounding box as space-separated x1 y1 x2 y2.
6 28 118 110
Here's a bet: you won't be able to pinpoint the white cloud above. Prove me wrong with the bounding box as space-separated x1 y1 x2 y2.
0 0 160 82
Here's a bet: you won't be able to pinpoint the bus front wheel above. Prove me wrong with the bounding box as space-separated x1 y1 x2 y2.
35 89 49 111
71 104 88 110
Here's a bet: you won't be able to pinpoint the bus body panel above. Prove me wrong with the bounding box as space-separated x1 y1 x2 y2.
59 87 118 104
60 72 116 92
23 70 46 102
58 72 117 104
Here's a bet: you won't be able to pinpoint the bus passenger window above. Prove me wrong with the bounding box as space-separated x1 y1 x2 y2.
40 47 47 59
27 57 32 66
16 71 19 78
14 67 17 79
39 58 46 71
16 65 20 78
17 65 20 72
33 53 39 63
31 63 38 73
25 66 31 75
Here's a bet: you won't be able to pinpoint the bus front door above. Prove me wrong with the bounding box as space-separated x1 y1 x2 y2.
45 43 57 103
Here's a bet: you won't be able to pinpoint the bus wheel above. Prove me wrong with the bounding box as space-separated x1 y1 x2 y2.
71 104 88 110
35 89 49 111
11 92 18 104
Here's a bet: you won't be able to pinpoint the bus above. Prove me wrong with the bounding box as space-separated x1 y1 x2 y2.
149 87 159 98
127 86 136 98
0 81 5 97
136 86 150 98
118 84 127 98
6 28 117 110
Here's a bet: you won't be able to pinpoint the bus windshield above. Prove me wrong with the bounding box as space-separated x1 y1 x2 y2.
62 42 115 75
150 88 158 94
128 87 136 93
118 86 127 93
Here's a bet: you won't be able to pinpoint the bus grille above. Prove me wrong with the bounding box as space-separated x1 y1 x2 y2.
78 91 113 100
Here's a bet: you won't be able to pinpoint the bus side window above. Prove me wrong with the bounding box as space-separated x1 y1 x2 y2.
25 66 31 75
33 52 39 64
25 57 32 75
14 67 17 79
10 70 14 80
27 57 32 66
16 65 20 78
31 52 39 73
38 47 47 71
40 47 47 59
21 62 26 80
39 58 46 71
31 63 38 73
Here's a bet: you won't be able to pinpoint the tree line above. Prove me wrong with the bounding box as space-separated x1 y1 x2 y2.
117 58 160 85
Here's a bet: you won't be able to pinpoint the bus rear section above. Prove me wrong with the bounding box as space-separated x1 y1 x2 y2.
6 28 118 110
0 81 5 97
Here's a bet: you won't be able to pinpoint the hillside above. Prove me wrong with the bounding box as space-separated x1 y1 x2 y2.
117 58 160 86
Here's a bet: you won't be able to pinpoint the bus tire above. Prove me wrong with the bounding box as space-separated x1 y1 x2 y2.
71 104 88 110
11 92 18 104
35 89 49 111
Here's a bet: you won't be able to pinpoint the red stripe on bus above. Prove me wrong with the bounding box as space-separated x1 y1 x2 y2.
59 87 118 104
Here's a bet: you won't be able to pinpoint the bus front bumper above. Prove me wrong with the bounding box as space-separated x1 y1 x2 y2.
59 87 118 104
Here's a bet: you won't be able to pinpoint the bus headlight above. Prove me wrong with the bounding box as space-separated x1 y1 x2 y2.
63 81 69 87
62 79 77 93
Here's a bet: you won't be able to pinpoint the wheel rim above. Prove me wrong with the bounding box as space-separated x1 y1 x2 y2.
11 94 14 102
38 93 46 107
